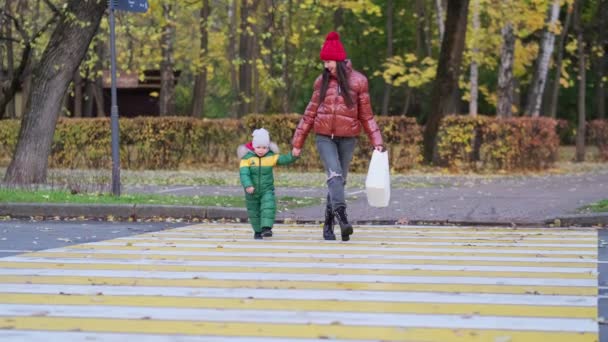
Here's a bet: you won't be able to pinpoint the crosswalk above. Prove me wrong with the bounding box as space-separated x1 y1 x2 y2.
0 223 599 341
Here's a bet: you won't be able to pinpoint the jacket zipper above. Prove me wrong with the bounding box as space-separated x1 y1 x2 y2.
331 83 337 139
257 156 262 191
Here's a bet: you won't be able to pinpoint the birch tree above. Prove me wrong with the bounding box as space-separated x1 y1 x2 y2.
524 0 562 117
469 0 480 116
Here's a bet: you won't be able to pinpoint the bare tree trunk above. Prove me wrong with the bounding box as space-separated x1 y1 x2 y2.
333 7 344 31
469 0 480 117
5 0 15 119
93 38 105 117
228 0 238 117
401 86 412 115
381 0 393 115
524 0 561 117
72 69 83 118
159 2 176 117
574 0 586 162
4 0 106 185
191 0 210 118
497 20 516 118
548 2 573 118
423 0 469 163
83 79 93 117
435 0 445 44
416 0 431 58
595 0 606 119
237 0 250 117
282 0 292 113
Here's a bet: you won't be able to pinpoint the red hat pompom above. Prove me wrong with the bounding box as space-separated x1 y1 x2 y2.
319 31 347 61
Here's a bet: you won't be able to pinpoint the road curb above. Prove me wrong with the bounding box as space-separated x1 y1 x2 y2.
545 213 608 227
0 203 248 221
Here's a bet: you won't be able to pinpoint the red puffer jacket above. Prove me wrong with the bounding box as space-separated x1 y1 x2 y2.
291 60 383 149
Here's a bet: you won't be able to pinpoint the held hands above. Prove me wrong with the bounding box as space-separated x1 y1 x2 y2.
292 147 301 157
374 145 384 152
245 187 255 194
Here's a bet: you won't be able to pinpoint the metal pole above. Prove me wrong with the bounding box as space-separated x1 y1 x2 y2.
108 0 121 196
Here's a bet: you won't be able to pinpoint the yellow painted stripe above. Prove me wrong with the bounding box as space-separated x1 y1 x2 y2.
0 293 595 318
0 275 596 295
108 239 596 251
0 261 594 279
0 317 597 342
24 252 596 268
64 245 597 258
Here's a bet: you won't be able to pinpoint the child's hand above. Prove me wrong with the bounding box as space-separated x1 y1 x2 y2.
292 147 301 157
246 187 255 194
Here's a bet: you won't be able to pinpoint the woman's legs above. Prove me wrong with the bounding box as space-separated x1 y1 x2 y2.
316 135 357 240
315 135 357 209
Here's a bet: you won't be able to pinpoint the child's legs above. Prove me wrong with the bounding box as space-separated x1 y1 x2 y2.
245 193 262 232
259 190 276 228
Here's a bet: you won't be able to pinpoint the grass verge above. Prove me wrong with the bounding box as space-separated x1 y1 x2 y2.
0 188 322 210
579 199 608 213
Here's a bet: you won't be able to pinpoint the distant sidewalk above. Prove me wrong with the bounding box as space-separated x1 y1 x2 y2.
1 170 607 227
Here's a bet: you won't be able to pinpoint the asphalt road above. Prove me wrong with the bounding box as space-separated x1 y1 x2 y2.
0 220 184 258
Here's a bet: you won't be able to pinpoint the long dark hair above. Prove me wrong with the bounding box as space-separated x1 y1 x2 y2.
319 61 353 107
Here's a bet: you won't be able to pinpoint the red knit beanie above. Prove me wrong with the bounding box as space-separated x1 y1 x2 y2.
319 31 347 61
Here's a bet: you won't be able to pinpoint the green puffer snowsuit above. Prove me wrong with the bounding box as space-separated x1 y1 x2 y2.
239 147 297 232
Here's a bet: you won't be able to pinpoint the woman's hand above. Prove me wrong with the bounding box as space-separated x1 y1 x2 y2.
245 187 255 194
292 147 301 157
374 145 384 152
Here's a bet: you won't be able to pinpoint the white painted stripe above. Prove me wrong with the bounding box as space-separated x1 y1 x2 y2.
1 257 595 274
0 330 370 342
168 228 598 235
0 269 595 286
0 284 594 306
0 250 32 253
0 304 596 332
73 243 596 255
141 232 598 241
104 239 596 248
37 248 598 263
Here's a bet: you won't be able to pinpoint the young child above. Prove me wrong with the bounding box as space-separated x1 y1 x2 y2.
238 128 298 239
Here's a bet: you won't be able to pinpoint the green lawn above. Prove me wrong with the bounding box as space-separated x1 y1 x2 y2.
580 199 608 213
0 188 321 210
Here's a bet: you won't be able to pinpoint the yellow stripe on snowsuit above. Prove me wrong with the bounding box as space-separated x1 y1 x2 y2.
239 154 279 167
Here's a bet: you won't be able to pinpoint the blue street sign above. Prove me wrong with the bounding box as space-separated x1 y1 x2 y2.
113 0 149 13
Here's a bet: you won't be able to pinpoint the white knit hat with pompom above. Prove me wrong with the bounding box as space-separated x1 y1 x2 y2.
252 128 270 147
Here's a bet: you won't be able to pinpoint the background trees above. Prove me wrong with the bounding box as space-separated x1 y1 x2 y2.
0 0 606 183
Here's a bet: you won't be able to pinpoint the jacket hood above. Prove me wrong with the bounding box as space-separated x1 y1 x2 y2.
237 141 280 159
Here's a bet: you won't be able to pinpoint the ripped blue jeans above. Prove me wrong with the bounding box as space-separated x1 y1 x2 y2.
315 134 357 211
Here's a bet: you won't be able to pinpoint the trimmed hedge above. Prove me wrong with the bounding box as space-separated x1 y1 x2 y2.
436 116 559 171
0 115 421 172
0 114 569 172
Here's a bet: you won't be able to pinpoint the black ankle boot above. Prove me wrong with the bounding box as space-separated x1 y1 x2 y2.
323 207 336 240
334 207 353 241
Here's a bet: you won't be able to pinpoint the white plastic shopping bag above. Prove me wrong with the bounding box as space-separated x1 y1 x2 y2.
365 149 391 207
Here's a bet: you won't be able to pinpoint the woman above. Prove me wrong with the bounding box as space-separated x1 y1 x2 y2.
291 31 383 242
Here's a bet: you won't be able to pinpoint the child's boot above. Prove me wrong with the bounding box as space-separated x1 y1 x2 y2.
261 227 273 237
253 232 263 240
